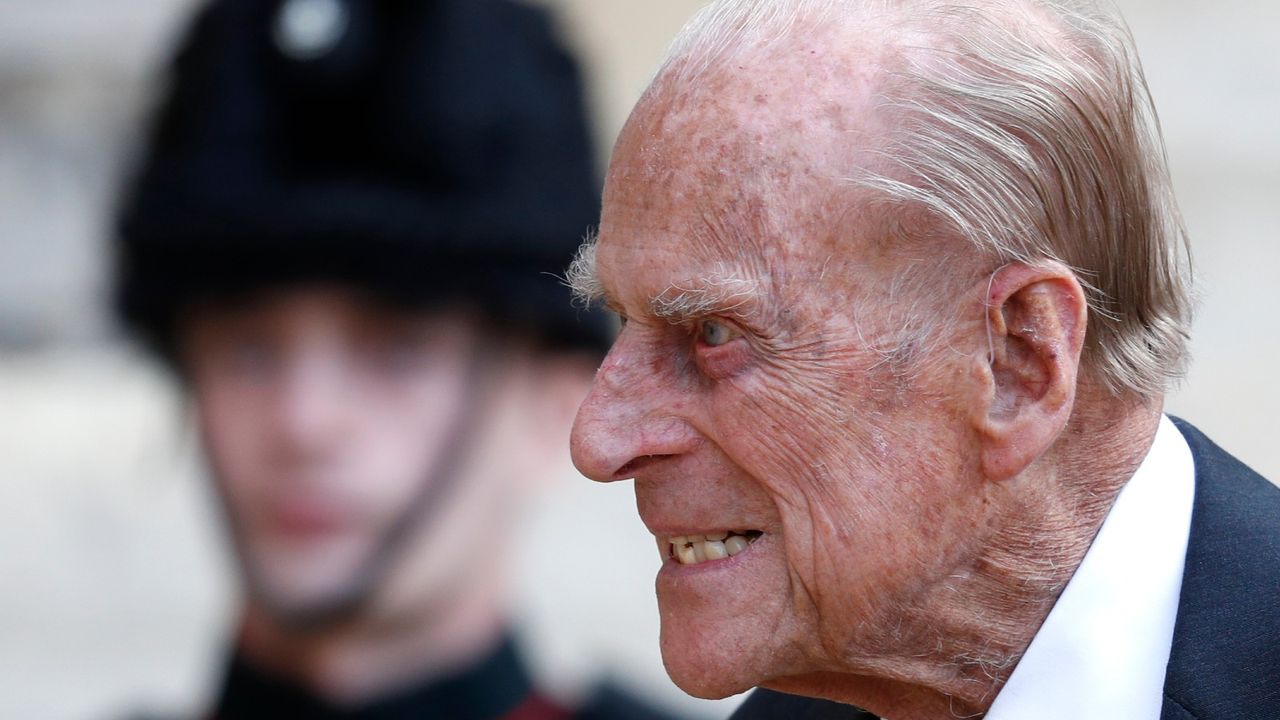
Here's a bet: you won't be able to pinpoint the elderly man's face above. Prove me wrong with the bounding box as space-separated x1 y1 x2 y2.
570 59 993 698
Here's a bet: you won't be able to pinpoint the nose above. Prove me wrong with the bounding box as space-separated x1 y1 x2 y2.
569 330 699 482
271 349 352 460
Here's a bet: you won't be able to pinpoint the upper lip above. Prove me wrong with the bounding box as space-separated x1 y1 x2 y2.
640 505 768 539
646 524 764 538
634 469 774 541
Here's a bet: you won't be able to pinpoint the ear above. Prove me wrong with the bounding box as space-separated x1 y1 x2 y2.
974 261 1087 481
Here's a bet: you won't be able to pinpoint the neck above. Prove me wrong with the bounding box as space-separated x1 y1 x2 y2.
774 397 1164 719
235 579 507 705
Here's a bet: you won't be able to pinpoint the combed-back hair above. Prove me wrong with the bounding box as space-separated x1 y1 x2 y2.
656 0 1193 398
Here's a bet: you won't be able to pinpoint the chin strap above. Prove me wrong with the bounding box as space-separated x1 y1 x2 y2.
334 336 498 624
247 336 498 629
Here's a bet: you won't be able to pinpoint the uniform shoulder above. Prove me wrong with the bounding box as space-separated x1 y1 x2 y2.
572 683 691 720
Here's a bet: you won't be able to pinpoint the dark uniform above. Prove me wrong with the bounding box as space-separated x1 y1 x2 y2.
114 1 681 719
213 637 683 720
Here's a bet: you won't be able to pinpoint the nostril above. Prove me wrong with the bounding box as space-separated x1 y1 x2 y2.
613 454 667 480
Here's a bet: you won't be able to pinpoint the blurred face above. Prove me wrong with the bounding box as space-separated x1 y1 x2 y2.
570 64 991 698
182 287 498 622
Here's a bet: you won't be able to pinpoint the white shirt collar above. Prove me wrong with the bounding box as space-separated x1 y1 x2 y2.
983 414 1195 720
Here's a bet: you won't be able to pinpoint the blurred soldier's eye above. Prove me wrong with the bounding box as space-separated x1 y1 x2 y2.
224 335 276 377
699 319 739 347
370 332 433 373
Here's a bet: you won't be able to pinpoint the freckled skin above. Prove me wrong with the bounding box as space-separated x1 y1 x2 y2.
573 11 1167 720
573 38 1004 707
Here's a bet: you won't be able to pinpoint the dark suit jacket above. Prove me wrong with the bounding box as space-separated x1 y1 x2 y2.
729 419 1280 720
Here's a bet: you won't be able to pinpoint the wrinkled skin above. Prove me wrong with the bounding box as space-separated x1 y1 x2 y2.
569 7 1167 716
571 42 1006 704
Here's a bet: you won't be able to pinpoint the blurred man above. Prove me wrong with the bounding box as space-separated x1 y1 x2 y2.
567 0 1280 718
114 1 683 718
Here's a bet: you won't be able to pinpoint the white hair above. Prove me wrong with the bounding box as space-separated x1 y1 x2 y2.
658 0 843 87
566 232 603 308
651 0 1193 398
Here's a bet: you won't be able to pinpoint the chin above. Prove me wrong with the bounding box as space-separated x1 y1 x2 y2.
652 539 801 699
252 571 371 628
657 607 777 700
662 650 759 699
244 546 375 625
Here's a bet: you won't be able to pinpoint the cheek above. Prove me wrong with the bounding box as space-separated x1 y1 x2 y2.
707 360 975 610
352 385 465 498
194 385 272 493
708 364 880 570
710 359 876 506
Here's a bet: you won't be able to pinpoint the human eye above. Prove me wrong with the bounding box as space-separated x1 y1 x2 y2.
692 317 749 379
221 332 277 378
697 318 741 348
604 302 629 329
370 329 434 373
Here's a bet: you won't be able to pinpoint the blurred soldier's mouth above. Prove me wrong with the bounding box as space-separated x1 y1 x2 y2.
269 496 354 538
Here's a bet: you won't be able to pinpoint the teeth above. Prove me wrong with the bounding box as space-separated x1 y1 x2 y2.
675 542 697 565
703 540 728 560
667 531 759 566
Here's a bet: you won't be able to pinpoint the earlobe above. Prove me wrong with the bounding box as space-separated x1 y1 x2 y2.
975 262 1087 481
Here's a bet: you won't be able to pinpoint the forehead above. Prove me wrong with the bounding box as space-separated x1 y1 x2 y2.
184 285 468 334
597 37 889 305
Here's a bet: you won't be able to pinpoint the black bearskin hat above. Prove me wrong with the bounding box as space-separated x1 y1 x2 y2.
115 0 610 358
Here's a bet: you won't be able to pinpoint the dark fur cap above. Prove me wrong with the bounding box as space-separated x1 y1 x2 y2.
116 0 610 357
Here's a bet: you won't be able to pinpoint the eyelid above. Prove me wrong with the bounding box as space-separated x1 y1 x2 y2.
603 299 626 317
697 311 752 332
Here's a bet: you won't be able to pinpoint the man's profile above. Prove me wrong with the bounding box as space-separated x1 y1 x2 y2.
566 0 1280 718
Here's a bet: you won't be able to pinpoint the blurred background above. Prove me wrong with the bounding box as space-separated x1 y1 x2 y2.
0 1 1275 718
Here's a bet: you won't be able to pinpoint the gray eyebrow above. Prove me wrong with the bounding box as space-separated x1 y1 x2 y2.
650 269 761 324
565 232 603 307
565 233 763 323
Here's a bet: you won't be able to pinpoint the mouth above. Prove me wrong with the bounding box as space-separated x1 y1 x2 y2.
664 530 764 566
268 496 355 539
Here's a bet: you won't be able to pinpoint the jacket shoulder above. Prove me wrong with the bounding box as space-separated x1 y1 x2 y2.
1163 418 1280 720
